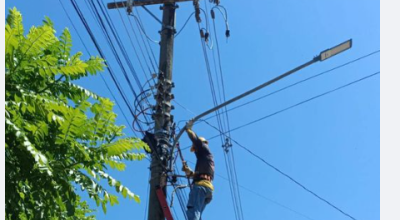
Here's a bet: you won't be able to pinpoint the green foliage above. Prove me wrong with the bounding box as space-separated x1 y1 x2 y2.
5 8 148 219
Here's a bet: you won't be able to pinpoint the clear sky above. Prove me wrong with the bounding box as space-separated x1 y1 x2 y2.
5 0 380 220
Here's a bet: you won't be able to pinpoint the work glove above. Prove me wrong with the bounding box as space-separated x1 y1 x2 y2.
186 119 194 130
182 162 194 178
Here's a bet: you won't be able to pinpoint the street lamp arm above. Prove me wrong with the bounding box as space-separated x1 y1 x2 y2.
169 39 352 170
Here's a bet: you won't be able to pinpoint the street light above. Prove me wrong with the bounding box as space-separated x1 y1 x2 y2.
170 39 353 168
319 39 352 61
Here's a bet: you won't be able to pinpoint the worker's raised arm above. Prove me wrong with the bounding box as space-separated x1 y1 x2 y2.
185 120 201 144
186 127 199 143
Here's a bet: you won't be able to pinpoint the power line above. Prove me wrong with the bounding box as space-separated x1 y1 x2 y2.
197 9 244 219
113 0 158 80
69 0 134 114
58 0 91 55
172 163 189 220
207 71 380 140
89 0 153 126
209 7 245 220
177 70 380 146
103 1 158 119
237 184 317 220
112 2 152 85
197 71 379 220
143 170 151 220
69 0 151 135
200 118 360 220
58 0 137 136
129 13 159 44
188 160 318 220
232 138 356 220
133 7 159 71
175 12 195 37
178 71 378 219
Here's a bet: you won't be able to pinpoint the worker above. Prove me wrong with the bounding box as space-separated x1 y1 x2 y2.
182 120 215 220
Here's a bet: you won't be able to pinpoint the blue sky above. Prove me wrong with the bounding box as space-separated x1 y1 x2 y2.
5 0 380 220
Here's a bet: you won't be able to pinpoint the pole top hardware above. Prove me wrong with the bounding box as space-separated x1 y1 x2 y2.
107 0 193 14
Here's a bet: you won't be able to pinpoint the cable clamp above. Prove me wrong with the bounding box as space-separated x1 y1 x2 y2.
160 25 177 34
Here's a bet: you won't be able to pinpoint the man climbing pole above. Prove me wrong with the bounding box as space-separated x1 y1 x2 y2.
182 119 215 220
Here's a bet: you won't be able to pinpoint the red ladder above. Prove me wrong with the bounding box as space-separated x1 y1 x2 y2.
156 186 174 220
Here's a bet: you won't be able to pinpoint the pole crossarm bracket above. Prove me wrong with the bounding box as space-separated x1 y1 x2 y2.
108 0 193 10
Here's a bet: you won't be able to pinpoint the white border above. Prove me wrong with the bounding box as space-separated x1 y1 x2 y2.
381 1 400 220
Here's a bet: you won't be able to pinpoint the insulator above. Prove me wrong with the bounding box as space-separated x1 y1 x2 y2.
164 80 173 89
200 29 205 38
205 32 209 42
225 29 230 38
162 101 172 108
157 82 164 92
195 7 201 23
158 72 165 80
211 9 215 19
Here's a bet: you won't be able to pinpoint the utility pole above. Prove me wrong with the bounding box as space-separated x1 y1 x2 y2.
107 1 190 219
149 2 176 220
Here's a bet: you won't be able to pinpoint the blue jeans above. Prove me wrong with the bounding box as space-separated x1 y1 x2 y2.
186 184 213 220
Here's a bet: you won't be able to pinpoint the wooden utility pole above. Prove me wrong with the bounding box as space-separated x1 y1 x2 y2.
149 2 176 220
107 1 191 219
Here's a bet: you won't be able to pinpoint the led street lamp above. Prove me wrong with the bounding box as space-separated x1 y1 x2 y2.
319 39 352 61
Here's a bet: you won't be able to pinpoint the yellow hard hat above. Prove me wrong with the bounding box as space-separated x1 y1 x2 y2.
198 137 208 144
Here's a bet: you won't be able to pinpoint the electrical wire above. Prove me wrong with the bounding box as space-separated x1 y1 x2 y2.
60 2 138 137
115 1 158 82
69 0 136 119
66 0 173 183
166 193 181 220
69 0 157 141
58 0 137 135
186 160 317 220
129 13 160 44
87 1 143 99
172 163 189 220
89 0 153 128
206 71 380 141
175 12 195 38
95 0 149 97
134 7 159 72
185 71 379 220
198 30 244 220
101 1 157 116
111 1 153 87
177 70 380 148
143 170 151 220
125 12 158 76
203 1 244 218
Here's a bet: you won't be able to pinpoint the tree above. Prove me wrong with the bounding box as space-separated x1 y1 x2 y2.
5 8 149 219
